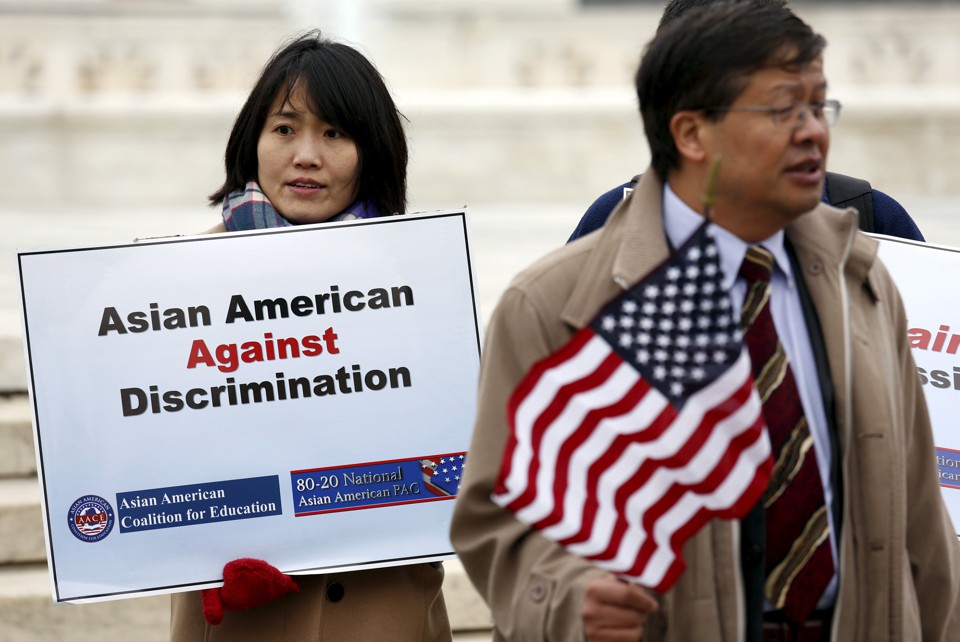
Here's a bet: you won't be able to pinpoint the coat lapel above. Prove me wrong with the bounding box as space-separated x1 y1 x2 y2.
560 171 671 330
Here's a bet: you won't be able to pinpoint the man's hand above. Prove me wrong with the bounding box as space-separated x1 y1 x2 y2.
581 575 659 642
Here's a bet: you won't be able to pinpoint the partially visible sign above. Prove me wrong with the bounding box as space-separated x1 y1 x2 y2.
18 211 481 602
877 235 960 534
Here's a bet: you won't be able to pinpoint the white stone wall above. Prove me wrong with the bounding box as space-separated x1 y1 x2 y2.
1 0 959 392
1 1 958 212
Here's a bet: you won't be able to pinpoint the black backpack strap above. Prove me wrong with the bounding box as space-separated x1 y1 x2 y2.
825 171 875 233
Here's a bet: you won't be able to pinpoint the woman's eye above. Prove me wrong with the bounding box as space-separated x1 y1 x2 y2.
324 129 343 139
275 125 294 135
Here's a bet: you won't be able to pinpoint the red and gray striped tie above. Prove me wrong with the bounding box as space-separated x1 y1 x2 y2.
739 246 834 624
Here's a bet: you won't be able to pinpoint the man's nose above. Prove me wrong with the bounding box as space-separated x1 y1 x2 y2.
792 106 829 144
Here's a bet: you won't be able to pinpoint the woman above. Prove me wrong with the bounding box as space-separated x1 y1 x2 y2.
169 32 451 642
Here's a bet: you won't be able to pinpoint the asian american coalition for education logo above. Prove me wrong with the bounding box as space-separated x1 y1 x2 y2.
67 495 115 542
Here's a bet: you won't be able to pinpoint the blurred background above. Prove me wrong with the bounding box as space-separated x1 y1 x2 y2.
0 0 957 638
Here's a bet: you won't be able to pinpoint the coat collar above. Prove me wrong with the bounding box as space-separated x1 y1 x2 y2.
560 170 879 330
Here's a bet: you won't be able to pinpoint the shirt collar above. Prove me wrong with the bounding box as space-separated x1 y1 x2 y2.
662 182 795 288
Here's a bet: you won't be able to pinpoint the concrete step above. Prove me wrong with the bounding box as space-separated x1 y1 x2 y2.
0 395 35 478
0 478 44 565
0 561 490 642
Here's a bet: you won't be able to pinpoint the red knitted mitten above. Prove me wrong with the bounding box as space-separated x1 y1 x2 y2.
201 558 300 625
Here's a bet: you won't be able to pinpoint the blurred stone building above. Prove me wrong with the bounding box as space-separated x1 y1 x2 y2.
0 0 958 638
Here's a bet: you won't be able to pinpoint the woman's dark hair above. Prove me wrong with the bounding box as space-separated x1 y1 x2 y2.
637 2 825 180
210 31 408 216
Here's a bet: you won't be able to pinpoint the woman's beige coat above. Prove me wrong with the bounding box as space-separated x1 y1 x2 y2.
169 220 451 642
170 564 450 641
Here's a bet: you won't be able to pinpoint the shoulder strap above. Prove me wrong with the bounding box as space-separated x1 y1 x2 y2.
825 172 875 233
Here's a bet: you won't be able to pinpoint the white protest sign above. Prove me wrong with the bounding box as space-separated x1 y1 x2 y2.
18 211 481 602
876 235 960 535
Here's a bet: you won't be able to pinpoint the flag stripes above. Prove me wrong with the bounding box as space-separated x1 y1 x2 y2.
494 335 771 591
493 223 774 593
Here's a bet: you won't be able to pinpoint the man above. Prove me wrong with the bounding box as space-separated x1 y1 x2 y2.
567 0 925 245
451 4 959 641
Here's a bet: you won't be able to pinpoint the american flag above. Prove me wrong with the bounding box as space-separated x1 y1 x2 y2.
422 455 467 497
492 222 772 592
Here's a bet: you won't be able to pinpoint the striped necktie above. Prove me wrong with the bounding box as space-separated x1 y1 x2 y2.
739 246 834 624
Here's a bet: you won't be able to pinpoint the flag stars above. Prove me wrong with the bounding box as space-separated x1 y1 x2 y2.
590 229 741 405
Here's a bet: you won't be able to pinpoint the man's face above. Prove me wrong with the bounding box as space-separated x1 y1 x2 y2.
706 57 829 234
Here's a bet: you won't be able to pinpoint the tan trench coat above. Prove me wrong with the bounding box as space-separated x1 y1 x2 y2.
450 171 960 641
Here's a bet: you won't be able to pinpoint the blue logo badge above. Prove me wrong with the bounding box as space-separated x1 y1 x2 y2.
67 495 115 542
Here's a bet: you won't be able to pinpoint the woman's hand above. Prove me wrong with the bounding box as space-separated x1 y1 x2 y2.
581 575 659 642
201 558 299 625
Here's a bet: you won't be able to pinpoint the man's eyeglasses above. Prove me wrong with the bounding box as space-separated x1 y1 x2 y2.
703 99 842 130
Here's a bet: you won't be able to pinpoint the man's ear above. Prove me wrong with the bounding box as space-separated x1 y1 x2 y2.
670 111 710 165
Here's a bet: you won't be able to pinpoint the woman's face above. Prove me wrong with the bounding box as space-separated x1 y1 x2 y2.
256 85 360 224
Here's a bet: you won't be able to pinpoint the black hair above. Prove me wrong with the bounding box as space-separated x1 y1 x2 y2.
211 31 408 216
637 3 825 180
658 0 791 33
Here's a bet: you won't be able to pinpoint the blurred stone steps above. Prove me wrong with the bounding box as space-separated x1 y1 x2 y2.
0 478 44 565
0 395 34 478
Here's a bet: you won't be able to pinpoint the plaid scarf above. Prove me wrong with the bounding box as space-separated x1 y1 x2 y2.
221 181 380 231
